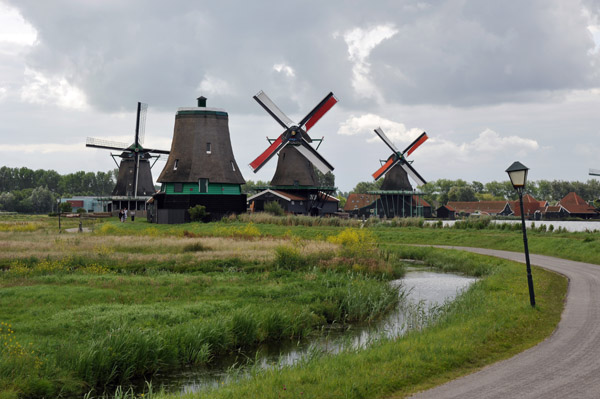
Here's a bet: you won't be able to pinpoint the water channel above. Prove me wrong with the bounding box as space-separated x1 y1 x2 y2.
438 219 600 232
143 269 478 395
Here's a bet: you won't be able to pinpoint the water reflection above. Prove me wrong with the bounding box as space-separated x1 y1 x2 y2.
148 270 477 394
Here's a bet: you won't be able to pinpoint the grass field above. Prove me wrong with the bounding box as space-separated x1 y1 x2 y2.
0 214 584 398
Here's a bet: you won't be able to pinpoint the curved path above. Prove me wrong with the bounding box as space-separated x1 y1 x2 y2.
408 246 600 399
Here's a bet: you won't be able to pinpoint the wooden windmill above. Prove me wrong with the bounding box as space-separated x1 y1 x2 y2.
150 97 247 224
247 91 339 216
370 127 430 218
86 102 170 213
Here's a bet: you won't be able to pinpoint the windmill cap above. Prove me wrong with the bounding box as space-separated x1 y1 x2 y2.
197 96 207 107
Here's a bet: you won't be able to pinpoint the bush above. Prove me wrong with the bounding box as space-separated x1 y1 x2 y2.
188 205 210 222
264 201 285 216
274 245 306 270
76 208 87 214
59 202 72 213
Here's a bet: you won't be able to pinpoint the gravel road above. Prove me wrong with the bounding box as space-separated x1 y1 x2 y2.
408 246 600 399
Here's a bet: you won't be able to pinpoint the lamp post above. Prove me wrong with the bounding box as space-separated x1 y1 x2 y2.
57 198 62 234
506 161 535 307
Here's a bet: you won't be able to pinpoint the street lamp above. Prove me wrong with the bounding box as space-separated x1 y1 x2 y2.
506 161 535 307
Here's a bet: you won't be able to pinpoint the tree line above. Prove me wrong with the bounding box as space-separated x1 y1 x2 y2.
0 166 117 213
349 178 600 208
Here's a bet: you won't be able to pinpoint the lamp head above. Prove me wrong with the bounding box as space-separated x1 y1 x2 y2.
506 161 529 190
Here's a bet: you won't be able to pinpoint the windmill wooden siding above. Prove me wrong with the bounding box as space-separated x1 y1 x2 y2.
150 98 246 224
157 107 245 186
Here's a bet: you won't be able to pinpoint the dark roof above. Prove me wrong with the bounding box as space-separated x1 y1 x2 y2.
270 146 318 187
248 189 338 203
447 201 509 215
157 107 245 185
380 163 413 191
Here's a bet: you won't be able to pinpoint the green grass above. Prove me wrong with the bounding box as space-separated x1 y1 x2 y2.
0 218 404 398
155 246 566 399
0 214 578 398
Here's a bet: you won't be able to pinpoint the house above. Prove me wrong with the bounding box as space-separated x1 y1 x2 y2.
343 193 432 218
248 189 339 215
436 204 456 219
509 194 546 220
543 205 570 219
446 201 512 217
557 192 598 219
343 194 380 217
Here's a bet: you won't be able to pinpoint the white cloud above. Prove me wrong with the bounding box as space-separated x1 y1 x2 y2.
587 25 600 54
0 87 7 101
337 113 423 146
426 129 539 163
340 24 398 101
0 3 37 46
20 68 88 110
197 74 235 96
273 63 295 77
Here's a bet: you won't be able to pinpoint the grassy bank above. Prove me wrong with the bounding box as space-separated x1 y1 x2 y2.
155 246 566 399
0 215 574 398
0 219 404 398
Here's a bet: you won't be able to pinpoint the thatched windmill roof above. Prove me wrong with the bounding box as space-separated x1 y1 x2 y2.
157 99 245 185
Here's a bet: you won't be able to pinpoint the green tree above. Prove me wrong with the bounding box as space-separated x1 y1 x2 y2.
447 186 477 201
313 168 335 187
352 180 383 194
30 186 55 213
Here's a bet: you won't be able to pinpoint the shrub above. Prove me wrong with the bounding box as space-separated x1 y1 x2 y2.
76 208 87 214
188 205 210 222
264 201 285 216
59 202 72 213
274 245 306 270
327 228 377 258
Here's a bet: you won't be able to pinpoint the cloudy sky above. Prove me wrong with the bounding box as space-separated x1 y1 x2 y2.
2 0 600 192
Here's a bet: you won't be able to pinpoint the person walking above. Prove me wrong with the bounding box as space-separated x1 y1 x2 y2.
123 208 128 222
118 208 124 222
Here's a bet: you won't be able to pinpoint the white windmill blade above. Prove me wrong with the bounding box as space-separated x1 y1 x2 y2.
589 168 600 176
400 162 427 187
254 91 295 129
374 127 399 153
294 141 334 174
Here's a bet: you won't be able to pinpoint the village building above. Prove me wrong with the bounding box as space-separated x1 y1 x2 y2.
436 204 456 219
446 201 512 217
344 193 432 218
248 189 339 215
557 192 598 219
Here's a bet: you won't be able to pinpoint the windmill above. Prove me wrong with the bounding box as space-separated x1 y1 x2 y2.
370 127 430 218
86 102 170 201
247 91 339 216
151 96 247 224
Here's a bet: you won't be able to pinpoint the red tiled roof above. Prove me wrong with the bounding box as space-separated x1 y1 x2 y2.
510 194 545 217
343 194 379 211
412 195 431 207
558 192 597 215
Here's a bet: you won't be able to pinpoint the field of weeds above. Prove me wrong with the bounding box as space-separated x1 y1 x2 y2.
0 215 406 398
